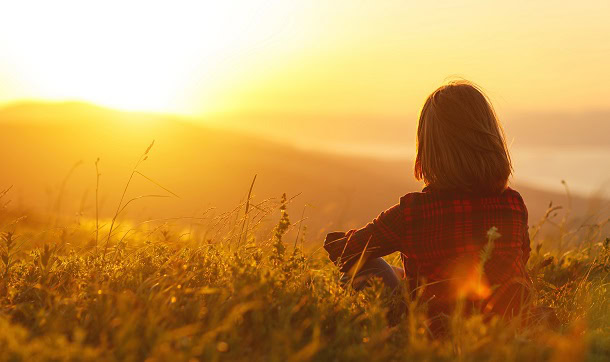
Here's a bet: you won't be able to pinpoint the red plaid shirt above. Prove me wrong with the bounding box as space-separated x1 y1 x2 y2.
324 186 532 316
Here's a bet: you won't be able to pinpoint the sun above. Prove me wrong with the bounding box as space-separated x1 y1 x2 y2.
0 1 307 115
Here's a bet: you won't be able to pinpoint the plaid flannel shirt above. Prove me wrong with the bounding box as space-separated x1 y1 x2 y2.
324 186 532 316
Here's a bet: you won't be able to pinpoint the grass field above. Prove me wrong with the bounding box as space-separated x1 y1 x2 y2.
0 151 608 362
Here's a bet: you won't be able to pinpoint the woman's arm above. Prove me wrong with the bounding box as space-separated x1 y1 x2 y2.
323 202 407 274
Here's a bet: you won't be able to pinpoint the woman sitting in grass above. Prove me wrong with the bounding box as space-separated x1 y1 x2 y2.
324 80 532 327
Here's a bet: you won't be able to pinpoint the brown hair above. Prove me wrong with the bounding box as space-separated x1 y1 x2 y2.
414 80 512 194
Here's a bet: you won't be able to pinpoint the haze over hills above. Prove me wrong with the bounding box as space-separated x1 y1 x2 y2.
0 102 606 241
208 107 610 195
208 108 610 150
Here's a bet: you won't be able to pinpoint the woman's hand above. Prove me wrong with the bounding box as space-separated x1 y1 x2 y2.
325 231 346 244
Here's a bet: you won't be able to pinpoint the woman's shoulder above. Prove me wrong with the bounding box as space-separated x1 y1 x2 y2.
399 185 527 207
502 186 528 214
398 189 428 206
502 186 526 203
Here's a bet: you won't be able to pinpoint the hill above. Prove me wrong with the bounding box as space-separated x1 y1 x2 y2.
0 102 604 241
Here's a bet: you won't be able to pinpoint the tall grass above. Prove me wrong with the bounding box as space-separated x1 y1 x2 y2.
0 147 608 361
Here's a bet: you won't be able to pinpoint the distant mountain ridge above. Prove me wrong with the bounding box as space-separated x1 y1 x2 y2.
0 101 605 241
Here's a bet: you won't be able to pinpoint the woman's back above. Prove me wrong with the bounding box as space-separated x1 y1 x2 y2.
399 186 531 316
324 186 531 317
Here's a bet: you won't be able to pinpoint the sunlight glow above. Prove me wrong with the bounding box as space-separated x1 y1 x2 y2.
0 1 609 117
0 1 307 114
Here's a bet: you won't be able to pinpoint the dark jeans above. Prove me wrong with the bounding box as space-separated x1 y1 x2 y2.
340 257 400 291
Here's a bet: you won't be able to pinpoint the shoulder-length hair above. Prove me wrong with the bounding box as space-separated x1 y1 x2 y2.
414 80 512 194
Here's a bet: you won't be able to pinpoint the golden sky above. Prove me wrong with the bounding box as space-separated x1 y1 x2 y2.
1 0 609 117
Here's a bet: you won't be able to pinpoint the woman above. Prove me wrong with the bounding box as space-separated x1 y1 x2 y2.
324 80 532 323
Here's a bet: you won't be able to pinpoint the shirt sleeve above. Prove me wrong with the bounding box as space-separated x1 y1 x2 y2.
323 201 407 273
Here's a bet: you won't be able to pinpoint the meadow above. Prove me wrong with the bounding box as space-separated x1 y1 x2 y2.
0 142 608 362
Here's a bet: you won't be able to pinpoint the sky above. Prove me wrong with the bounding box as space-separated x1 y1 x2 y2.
1 1 609 195
1 0 609 117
